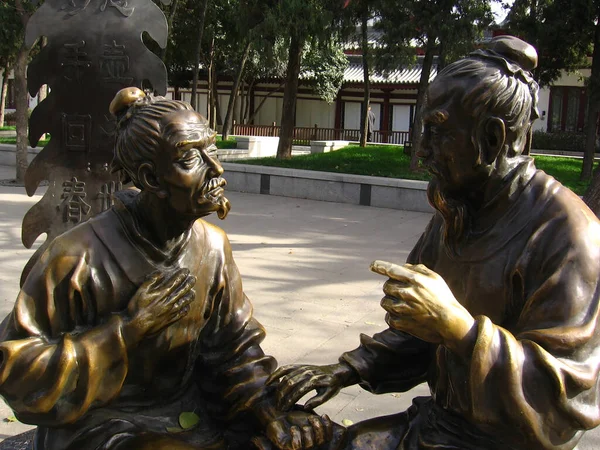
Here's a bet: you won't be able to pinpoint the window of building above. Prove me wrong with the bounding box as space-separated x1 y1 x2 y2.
548 86 586 133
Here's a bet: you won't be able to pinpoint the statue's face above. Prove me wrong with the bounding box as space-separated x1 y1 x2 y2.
419 79 488 194
154 110 229 219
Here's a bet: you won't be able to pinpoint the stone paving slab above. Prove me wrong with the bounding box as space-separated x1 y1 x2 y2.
0 165 598 448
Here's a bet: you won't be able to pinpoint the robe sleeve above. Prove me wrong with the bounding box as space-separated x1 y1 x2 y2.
196 229 277 420
463 210 600 449
0 239 129 427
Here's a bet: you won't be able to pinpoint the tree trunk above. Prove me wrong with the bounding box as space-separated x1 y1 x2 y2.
582 18 600 180
238 80 244 125
160 0 180 62
584 166 600 217
0 65 10 127
14 44 29 182
248 82 284 123
222 40 251 141
191 0 209 110
410 36 436 171
277 34 303 160
243 78 254 123
359 13 370 148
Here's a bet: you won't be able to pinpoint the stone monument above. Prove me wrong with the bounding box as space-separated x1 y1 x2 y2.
21 0 170 285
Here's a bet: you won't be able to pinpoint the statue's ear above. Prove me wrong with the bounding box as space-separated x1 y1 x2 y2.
138 162 167 198
482 117 506 165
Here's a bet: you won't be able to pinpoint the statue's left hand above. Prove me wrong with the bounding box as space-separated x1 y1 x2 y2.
370 260 476 357
253 410 334 450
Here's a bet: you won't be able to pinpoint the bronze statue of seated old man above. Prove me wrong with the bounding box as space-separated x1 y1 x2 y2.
0 88 333 450
268 36 600 450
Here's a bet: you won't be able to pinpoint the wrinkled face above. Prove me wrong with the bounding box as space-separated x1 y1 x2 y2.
154 110 229 219
418 79 487 194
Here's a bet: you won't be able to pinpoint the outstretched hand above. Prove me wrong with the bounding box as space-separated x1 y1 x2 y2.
371 260 476 357
267 363 357 411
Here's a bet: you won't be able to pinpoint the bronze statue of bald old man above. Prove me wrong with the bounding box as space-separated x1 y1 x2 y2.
267 36 600 450
0 88 335 450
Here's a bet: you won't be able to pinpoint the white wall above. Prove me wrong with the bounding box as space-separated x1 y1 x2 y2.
296 99 335 128
344 102 361 129
533 87 550 132
392 104 412 131
254 96 283 126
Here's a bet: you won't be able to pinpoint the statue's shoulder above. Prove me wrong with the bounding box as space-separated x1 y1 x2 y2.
45 210 116 256
194 219 229 248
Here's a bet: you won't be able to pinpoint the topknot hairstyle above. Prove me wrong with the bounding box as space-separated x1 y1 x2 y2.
110 87 195 188
436 35 540 156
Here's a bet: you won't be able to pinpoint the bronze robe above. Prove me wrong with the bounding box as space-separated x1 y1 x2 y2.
342 160 600 450
0 191 276 449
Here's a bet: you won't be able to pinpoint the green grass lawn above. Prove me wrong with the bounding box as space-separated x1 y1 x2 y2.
216 136 237 149
0 136 50 146
232 144 598 195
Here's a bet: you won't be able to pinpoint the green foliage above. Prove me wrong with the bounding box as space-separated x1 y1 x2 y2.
303 42 348 103
532 131 587 152
0 1 24 68
375 0 493 70
216 136 237 149
506 0 593 86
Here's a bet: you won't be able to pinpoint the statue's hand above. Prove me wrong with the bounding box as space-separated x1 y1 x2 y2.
126 268 196 342
267 363 357 411
371 260 475 357
261 410 334 450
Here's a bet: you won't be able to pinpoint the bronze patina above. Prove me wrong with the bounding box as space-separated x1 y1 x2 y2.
0 89 333 450
268 36 600 450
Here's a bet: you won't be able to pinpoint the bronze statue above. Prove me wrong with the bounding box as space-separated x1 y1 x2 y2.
0 88 332 450
268 36 600 450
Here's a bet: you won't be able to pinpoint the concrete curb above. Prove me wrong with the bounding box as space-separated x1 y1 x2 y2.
222 163 433 213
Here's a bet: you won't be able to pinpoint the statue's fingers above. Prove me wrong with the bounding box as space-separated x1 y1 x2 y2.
301 425 315 449
142 271 164 290
266 420 292 450
307 414 335 445
266 365 303 385
153 267 191 292
405 263 437 277
370 260 414 283
251 436 274 450
380 292 412 311
164 276 196 306
278 381 321 411
303 387 337 410
289 425 303 450
321 414 334 441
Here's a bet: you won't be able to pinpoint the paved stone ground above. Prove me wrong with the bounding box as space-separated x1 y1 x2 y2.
0 164 598 449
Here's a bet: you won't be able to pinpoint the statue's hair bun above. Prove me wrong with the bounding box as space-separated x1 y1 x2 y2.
109 87 146 117
487 36 538 71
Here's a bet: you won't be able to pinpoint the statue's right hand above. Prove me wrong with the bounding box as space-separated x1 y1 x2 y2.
126 268 196 340
266 363 356 412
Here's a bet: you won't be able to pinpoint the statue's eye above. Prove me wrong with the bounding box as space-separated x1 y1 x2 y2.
178 151 200 169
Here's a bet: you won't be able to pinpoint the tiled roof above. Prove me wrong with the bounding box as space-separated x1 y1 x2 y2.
343 59 437 84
